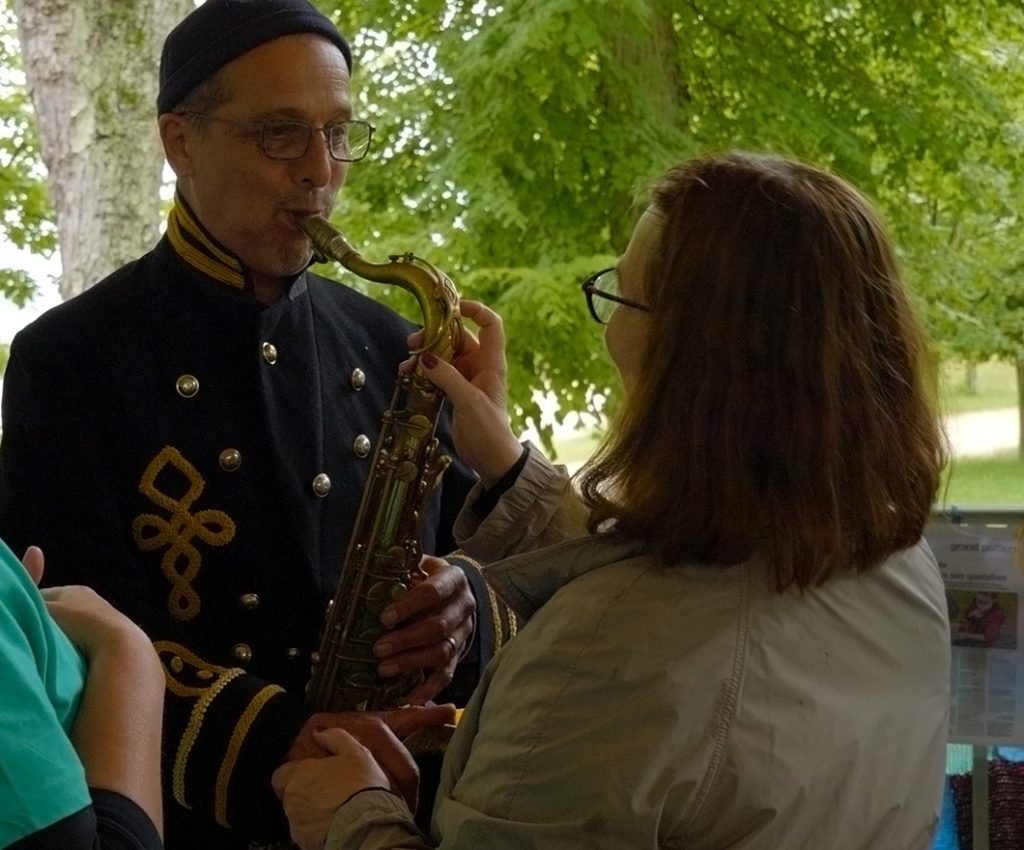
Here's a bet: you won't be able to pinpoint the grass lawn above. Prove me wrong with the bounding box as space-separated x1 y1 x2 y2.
941 452 1024 507
936 359 1024 505
939 359 1018 415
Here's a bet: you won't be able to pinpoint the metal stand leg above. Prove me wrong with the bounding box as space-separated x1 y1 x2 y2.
973 745 989 850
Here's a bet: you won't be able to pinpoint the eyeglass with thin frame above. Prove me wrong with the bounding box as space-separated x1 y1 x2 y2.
176 111 375 162
581 267 652 324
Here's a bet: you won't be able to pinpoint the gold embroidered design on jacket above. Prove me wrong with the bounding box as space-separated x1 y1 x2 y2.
455 553 519 648
155 641 283 822
133 446 236 621
166 192 246 289
215 684 284 826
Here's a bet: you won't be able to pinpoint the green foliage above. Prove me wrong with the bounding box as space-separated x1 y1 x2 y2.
7 0 1024 436
873 5 1024 369
462 254 619 451
0 266 37 307
0 0 55 305
311 0 1024 431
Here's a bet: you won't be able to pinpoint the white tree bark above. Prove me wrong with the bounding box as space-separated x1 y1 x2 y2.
13 0 193 298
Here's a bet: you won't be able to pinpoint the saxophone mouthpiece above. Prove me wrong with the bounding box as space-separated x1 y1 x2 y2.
294 213 322 263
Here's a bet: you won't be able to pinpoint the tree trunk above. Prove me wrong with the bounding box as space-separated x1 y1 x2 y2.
607 0 685 248
613 1 685 114
965 362 978 395
13 0 192 298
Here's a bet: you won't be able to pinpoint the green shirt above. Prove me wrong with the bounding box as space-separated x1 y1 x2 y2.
0 538 89 846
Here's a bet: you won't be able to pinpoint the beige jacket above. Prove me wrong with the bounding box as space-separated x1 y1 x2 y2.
328 450 950 849
454 443 589 560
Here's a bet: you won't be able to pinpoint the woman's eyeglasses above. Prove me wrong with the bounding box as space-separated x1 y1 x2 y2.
581 267 652 324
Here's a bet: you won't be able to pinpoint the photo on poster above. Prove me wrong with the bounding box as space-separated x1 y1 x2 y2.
947 589 1018 650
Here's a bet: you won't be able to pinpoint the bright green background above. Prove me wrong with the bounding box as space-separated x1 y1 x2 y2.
937 361 1023 506
552 358 1024 507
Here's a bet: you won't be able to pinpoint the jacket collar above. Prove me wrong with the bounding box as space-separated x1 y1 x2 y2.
166 192 247 290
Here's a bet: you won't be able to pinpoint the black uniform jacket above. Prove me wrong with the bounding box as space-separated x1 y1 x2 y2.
0 207 509 849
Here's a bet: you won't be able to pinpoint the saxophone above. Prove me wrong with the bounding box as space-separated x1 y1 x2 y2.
298 214 462 715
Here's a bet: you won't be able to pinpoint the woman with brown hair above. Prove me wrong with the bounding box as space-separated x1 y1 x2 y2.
273 152 952 850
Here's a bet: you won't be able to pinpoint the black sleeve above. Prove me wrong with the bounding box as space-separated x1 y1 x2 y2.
433 443 527 705
468 445 530 519
7 789 162 850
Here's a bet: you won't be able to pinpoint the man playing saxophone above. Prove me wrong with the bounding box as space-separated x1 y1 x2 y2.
0 2 515 849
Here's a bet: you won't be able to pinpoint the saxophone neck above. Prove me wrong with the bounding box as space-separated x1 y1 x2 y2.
299 215 461 359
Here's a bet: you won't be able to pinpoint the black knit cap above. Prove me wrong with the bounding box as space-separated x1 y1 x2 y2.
157 0 353 114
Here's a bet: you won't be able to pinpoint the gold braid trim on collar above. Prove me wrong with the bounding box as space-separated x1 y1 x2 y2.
167 194 247 290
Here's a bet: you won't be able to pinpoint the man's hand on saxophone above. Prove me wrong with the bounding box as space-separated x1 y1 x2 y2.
281 553 472 816
372 554 476 707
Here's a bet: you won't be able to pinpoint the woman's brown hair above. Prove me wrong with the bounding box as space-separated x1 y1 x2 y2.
578 152 947 591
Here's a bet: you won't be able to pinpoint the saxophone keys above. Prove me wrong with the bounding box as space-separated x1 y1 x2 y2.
423 454 452 487
395 460 418 483
405 413 432 439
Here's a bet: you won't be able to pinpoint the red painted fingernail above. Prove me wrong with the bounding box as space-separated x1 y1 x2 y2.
422 353 438 369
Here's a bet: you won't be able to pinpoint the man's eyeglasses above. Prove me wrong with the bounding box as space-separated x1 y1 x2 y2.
177 112 375 162
581 267 652 325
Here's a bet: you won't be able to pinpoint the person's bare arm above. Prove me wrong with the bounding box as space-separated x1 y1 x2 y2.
43 583 166 838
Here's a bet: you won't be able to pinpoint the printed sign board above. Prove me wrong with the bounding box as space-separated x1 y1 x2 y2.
928 509 1024 746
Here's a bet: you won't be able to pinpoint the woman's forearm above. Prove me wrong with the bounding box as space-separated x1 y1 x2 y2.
69 628 165 838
